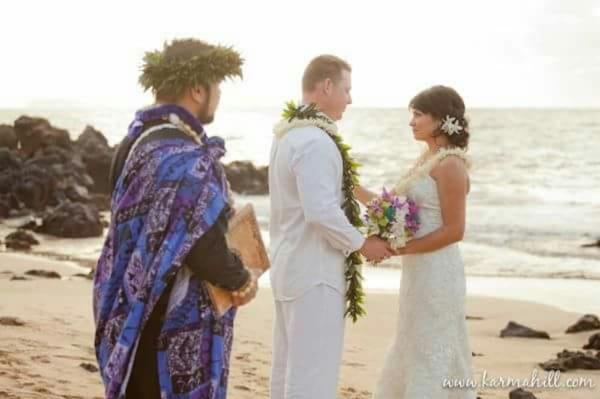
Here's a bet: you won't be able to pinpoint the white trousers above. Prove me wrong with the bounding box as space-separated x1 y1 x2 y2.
270 284 346 399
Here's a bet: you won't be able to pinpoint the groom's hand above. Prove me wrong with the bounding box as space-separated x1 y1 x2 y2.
359 236 395 263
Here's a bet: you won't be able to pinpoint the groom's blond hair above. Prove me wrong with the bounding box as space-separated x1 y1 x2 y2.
302 55 351 92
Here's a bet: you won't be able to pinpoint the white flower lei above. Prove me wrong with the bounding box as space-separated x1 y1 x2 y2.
394 147 471 195
273 116 338 138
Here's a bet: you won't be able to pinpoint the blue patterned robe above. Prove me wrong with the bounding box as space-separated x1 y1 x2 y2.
93 105 236 399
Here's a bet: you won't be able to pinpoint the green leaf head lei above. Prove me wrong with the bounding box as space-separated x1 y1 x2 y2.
139 38 244 98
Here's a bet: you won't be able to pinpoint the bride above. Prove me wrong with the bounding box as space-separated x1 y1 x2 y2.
354 85 477 399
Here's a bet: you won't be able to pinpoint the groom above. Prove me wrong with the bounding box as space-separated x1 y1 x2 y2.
269 55 394 398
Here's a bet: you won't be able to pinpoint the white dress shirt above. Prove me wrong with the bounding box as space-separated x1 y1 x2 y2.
269 126 365 301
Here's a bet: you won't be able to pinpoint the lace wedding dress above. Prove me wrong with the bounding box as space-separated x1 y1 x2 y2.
374 151 477 399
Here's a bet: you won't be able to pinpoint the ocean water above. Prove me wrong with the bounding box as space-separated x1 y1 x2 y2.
1 106 599 282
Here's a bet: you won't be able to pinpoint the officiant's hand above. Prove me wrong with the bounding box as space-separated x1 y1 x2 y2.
359 236 395 263
231 269 259 307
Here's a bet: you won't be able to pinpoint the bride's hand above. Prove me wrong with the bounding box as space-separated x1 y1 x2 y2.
353 185 378 206
393 247 407 256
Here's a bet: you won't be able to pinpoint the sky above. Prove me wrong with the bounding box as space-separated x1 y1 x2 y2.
1 0 599 109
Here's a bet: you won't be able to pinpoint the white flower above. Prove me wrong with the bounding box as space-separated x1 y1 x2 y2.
396 205 409 221
440 116 463 136
390 221 406 239
391 235 407 250
168 113 181 126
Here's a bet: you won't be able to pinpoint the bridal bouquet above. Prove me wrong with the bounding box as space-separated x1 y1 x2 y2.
363 188 420 250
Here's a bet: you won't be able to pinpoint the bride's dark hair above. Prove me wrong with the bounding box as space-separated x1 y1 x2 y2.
409 85 470 149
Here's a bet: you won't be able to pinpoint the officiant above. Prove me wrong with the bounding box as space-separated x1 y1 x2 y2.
92 38 258 399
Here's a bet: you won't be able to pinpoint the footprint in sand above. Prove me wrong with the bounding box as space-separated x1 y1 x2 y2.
80 362 99 373
344 361 366 368
53 354 92 362
30 354 51 364
71 343 95 356
241 339 263 346
340 386 372 399
34 387 53 395
235 353 251 362
0 351 25 367
242 369 255 377
466 315 484 320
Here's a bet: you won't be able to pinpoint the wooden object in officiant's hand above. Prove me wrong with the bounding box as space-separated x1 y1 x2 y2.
206 204 270 316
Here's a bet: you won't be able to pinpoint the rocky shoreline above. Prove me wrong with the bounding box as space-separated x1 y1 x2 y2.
0 115 268 240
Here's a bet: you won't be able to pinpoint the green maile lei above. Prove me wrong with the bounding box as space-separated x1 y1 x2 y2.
275 101 366 322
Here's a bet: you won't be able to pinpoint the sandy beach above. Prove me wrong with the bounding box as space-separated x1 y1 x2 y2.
0 252 599 399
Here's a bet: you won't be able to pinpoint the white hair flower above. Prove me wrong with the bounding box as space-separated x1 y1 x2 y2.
440 116 463 136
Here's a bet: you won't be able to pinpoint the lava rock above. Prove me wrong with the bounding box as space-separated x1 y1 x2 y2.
509 388 538 399
583 332 600 350
89 193 111 211
224 161 268 195
0 124 17 150
5 229 39 250
13 163 56 210
9 275 30 281
500 321 551 339
581 239 600 248
0 194 12 218
6 229 39 244
76 126 114 194
13 116 72 156
17 219 38 231
37 202 104 238
566 314 600 334
539 349 600 371
24 269 61 279
0 148 22 172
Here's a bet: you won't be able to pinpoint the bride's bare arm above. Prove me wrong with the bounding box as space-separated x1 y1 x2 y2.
353 185 378 205
396 156 468 255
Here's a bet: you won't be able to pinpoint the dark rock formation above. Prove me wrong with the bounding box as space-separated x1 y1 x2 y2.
0 149 23 212
583 332 600 350
75 125 114 194
89 193 111 211
539 349 600 371
0 117 112 222
581 239 600 248
24 269 61 279
9 275 30 281
509 388 538 399
566 314 600 334
224 161 268 195
37 202 104 238
4 230 39 250
500 321 551 339
0 124 17 150
13 116 71 156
